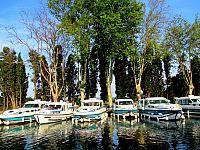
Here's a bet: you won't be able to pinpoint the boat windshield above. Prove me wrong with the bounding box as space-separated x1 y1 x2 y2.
191 99 200 103
45 104 62 110
23 104 39 108
118 101 133 105
84 102 102 107
149 99 169 104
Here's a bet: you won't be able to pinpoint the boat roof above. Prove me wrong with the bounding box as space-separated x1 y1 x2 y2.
45 101 68 105
83 98 104 103
115 99 133 102
145 97 168 101
175 95 200 100
25 99 48 104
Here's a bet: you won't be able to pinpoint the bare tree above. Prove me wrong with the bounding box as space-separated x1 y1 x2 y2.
131 0 168 100
4 4 70 102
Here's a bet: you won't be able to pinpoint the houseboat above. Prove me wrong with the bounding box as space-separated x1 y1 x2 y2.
0 99 48 125
34 101 74 124
72 98 107 123
113 98 138 120
138 97 184 121
175 95 200 118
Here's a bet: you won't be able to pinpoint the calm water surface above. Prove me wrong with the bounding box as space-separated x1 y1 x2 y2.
0 118 200 150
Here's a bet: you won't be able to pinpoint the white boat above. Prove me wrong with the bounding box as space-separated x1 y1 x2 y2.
138 97 184 121
34 101 74 124
73 98 108 122
113 98 138 119
0 99 48 125
175 95 200 118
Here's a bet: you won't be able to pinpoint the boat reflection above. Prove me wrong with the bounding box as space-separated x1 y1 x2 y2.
0 122 37 134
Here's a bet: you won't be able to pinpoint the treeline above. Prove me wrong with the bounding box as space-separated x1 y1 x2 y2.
0 0 200 109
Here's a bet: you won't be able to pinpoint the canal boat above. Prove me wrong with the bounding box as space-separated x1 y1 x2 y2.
72 98 108 123
175 95 200 118
113 98 138 119
34 101 74 124
0 99 48 125
138 97 184 121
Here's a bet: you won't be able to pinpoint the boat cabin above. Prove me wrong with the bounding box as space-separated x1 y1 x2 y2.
115 99 134 106
175 96 200 106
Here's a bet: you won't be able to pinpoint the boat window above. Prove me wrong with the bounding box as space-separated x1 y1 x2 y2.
41 104 46 108
55 105 61 109
119 101 133 105
160 100 168 104
178 99 190 105
191 99 200 103
84 103 89 106
47 105 57 110
23 104 39 108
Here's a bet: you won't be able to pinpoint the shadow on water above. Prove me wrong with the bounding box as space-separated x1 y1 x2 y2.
0 118 200 149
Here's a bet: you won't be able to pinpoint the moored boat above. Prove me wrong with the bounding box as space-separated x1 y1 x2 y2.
113 98 138 119
138 97 184 121
72 98 108 123
34 101 74 124
0 99 48 125
175 95 200 118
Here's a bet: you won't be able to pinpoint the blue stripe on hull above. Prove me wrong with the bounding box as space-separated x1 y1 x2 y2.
182 109 200 113
1 116 35 121
114 110 138 114
73 113 104 119
140 110 182 115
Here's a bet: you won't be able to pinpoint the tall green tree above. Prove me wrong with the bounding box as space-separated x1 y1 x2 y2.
16 53 28 107
49 0 94 101
29 50 40 99
114 55 128 98
40 55 50 101
0 47 27 109
92 0 143 106
191 56 200 95
65 54 77 101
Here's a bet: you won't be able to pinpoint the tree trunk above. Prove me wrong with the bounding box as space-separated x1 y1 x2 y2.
106 76 112 108
19 87 22 107
11 95 16 109
34 81 37 99
6 96 9 110
80 61 87 102
188 84 194 96
52 93 59 102
80 88 85 101
3 97 6 111
136 82 142 100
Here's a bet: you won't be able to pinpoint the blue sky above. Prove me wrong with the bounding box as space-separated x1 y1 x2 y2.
0 0 200 98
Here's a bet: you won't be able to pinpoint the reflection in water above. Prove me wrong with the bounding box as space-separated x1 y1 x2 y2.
0 118 200 149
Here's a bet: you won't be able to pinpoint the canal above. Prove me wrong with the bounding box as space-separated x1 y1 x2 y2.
0 117 200 150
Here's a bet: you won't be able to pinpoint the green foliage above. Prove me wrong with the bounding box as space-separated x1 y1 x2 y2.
29 50 40 99
0 47 28 109
142 58 164 97
114 54 128 98
191 56 200 95
65 54 78 101
40 55 50 101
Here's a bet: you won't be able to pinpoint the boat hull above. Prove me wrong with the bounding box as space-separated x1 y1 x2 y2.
35 113 73 124
0 114 36 125
182 107 200 118
113 109 139 119
73 108 108 122
139 109 184 121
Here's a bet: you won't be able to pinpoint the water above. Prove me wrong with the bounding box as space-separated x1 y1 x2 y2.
0 118 200 150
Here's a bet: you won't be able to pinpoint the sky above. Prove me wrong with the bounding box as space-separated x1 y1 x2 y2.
0 0 200 98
